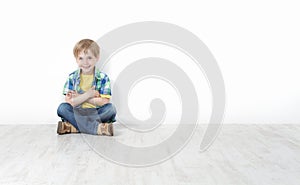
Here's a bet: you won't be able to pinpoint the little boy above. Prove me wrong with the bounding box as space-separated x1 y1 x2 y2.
57 39 116 136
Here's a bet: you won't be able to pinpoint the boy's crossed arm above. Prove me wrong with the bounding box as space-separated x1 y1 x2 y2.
65 86 110 107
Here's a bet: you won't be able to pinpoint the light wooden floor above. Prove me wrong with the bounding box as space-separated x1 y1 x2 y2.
0 124 299 185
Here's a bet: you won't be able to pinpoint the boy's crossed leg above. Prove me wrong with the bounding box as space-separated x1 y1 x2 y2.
57 102 116 136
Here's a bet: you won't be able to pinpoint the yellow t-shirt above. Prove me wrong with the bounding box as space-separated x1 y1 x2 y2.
80 74 96 108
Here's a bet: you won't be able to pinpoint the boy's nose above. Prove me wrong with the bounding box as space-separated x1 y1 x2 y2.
82 59 89 64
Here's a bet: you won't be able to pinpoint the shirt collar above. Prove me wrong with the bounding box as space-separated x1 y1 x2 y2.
75 67 102 80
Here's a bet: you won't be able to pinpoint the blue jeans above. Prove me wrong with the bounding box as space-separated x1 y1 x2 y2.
57 103 117 135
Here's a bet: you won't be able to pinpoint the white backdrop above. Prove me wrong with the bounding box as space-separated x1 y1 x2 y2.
0 0 299 124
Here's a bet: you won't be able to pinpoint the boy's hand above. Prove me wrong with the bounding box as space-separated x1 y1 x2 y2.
94 90 100 98
66 90 78 98
86 86 99 98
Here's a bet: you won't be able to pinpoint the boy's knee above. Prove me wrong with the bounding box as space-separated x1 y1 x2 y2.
107 103 117 117
101 103 117 121
57 103 72 116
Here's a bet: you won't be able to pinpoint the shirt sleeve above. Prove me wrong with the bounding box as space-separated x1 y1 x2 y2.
62 77 74 95
98 74 112 98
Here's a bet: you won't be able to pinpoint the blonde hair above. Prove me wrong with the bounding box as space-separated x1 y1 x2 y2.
73 39 100 58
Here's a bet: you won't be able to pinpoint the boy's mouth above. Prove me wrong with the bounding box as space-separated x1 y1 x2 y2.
82 65 91 69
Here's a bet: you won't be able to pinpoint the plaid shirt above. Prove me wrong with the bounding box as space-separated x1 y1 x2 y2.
62 68 112 99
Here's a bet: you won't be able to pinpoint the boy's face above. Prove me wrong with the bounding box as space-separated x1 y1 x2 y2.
76 49 99 75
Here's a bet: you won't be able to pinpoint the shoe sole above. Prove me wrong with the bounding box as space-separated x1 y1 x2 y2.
109 124 114 136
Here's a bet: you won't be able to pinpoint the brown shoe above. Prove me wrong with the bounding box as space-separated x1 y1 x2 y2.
57 121 79 135
97 123 113 136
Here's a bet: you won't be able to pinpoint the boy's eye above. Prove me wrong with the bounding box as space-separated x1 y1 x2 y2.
79 57 83 60
88 56 92 60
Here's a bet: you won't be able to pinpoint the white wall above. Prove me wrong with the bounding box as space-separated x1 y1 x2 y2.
0 0 299 124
